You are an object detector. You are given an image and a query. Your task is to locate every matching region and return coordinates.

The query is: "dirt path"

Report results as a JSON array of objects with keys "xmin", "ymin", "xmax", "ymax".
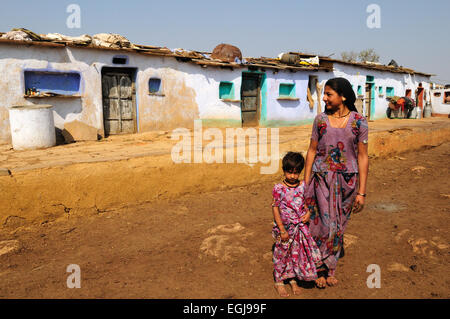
[{"xmin": 0, "ymin": 142, "xmax": 449, "ymax": 299}]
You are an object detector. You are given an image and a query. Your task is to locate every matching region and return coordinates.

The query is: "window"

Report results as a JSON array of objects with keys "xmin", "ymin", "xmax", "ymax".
[
  {"xmin": 112, "ymin": 55, "xmax": 128, "ymax": 65},
  {"xmin": 445, "ymin": 92, "xmax": 450, "ymax": 104},
  {"xmin": 279, "ymin": 83, "xmax": 295, "ymax": 97},
  {"xmin": 378, "ymin": 86, "xmax": 383, "ymax": 95},
  {"xmin": 357, "ymin": 85, "xmax": 363, "ymax": 96},
  {"xmin": 307, "ymin": 76, "xmax": 318, "ymax": 107},
  {"xmin": 24, "ymin": 70, "xmax": 81, "ymax": 96},
  {"xmin": 366, "ymin": 75, "xmax": 374, "ymax": 82},
  {"xmin": 149, "ymin": 78, "xmax": 162, "ymax": 94},
  {"xmin": 386, "ymin": 87, "xmax": 394, "ymax": 97},
  {"xmin": 219, "ymin": 81, "xmax": 234, "ymax": 99}
]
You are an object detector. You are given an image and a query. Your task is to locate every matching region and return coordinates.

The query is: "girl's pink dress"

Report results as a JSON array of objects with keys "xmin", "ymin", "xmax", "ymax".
[{"xmin": 272, "ymin": 181, "xmax": 322, "ymax": 282}]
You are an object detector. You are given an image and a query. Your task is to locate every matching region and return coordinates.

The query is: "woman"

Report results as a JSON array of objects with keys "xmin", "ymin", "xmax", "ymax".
[{"xmin": 304, "ymin": 77, "xmax": 369, "ymax": 288}]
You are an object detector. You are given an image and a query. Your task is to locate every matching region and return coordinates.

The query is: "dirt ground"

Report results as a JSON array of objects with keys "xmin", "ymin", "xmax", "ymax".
[{"xmin": 0, "ymin": 141, "xmax": 449, "ymax": 299}]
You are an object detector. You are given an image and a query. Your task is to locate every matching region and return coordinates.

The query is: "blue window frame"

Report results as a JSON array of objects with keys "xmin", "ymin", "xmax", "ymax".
[
  {"xmin": 386, "ymin": 87, "xmax": 394, "ymax": 97},
  {"xmin": 279, "ymin": 83, "xmax": 295, "ymax": 97},
  {"xmin": 357, "ymin": 85, "xmax": 363, "ymax": 96},
  {"xmin": 219, "ymin": 81, "xmax": 234, "ymax": 99},
  {"xmin": 149, "ymin": 78, "xmax": 162, "ymax": 94}
]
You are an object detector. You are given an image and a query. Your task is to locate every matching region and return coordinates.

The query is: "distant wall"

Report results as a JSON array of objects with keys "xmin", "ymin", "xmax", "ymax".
[
  {"xmin": 314, "ymin": 63, "xmax": 431, "ymax": 120},
  {"xmin": 430, "ymin": 89, "xmax": 450, "ymax": 115}
]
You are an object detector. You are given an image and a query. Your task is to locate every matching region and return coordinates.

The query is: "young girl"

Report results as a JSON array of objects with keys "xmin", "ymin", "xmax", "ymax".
[{"xmin": 272, "ymin": 152, "xmax": 322, "ymax": 297}]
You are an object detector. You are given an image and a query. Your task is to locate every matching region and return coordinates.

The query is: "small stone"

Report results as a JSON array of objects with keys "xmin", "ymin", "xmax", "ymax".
[
  {"xmin": 0, "ymin": 240, "xmax": 22, "ymax": 257},
  {"xmin": 411, "ymin": 166, "xmax": 426, "ymax": 172},
  {"xmin": 62, "ymin": 120, "xmax": 99, "ymax": 142},
  {"xmin": 410, "ymin": 265, "xmax": 417, "ymax": 271},
  {"xmin": 0, "ymin": 168, "xmax": 12, "ymax": 176},
  {"xmin": 344, "ymin": 234, "xmax": 358, "ymax": 249},
  {"xmin": 388, "ymin": 262, "xmax": 410, "ymax": 272}
]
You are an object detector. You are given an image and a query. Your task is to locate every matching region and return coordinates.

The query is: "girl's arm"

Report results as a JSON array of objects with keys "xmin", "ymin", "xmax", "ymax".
[
  {"xmin": 272, "ymin": 206, "xmax": 289, "ymax": 241},
  {"xmin": 304, "ymin": 139, "xmax": 318, "ymax": 185}
]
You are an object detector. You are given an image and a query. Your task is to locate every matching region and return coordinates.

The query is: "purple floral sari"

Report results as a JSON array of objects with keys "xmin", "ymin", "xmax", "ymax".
[{"xmin": 305, "ymin": 111, "xmax": 368, "ymax": 273}]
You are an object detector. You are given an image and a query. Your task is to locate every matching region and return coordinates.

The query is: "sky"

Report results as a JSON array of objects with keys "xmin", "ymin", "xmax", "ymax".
[{"xmin": 1, "ymin": 0, "xmax": 449, "ymax": 83}]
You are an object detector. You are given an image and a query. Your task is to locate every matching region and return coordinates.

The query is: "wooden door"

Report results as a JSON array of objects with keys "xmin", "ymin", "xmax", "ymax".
[
  {"xmin": 365, "ymin": 83, "xmax": 373, "ymax": 119},
  {"xmin": 417, "ymin": 88, "xmax": 424, "ymax": 108},
  {"xmin": 102, "ymin": 71, "xmax": 136, "ymax": 135},
  {"xmin": 241, "ymin": 73, "xmax": 261, "ymax": 126}
]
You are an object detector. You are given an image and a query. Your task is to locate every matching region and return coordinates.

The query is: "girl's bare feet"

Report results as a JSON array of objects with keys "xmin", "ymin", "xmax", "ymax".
[
  {"xmin": 326, "ymin": 276, "xmax": 338, "ymax": 286},
  {"xmin": 315, "ymin": 276, "xmax": 326, "ymax": 289},
  {"xmin": 289, "ymin": 280, "xmax": 301, "ymax": 295},
  {"xmin": 274, "ymin": 282, "xmax": 290, "ymax": 297}
]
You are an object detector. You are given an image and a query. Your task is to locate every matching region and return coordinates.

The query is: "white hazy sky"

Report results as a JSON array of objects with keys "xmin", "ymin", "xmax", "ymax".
[{"xmin": 1, "ymin": 0, "xmax": 449, "ymax": 83}]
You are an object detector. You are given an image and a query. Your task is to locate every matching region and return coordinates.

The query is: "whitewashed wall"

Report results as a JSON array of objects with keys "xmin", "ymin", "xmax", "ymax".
[
  {"xmin": 263, "ymin": 71, "xmax": 314, "ymax": 126},
  {"xmin": 0, "ymin": 43, "xmax": 432, "ymax": 142},
  {"xmin": 430, "ymin": 89, "xmax": 450, "ymax": 115},
  {"xmin": 314, "ymin": 63, "xmax": 431, "ymax": 119},
  {"xmin": 0, "ymin": 44, "xmax": 245, "ymax": 142}
]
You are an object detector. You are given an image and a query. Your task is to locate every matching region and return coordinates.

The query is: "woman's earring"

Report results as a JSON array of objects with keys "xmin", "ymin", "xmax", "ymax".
[{"xmin": 342, "ymin": 97, "xmax": 346, "ymax": 101}]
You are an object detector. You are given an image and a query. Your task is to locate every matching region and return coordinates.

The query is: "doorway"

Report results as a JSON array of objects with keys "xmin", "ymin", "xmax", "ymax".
[
  {"xmin": 365, "ymin": 83, "xmax": 374, "ymax": 120},
  {"xmin": 101, "ymin": 67, "xmax": 137, "ymax": 136},
  {"xmin": 240, "ymin": 72, "xmax": 262, "ymax": 126},
  {"xmin": 416, "ymin": 86, "xmax": 424, "ymax": 112},
  {"xmin": 307, "ymin": 75, "xmax": 320, "ymax": 114}
]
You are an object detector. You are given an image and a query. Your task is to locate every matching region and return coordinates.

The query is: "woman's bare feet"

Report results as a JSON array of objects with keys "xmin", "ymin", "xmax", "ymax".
[
  {"xmin": 326, "ymin": 276, "xmax": 338, "ymax": 286},
  {"xmin": 274, "ymin": 283, "xmax": 290, "ymax": 297},
  {"xmin": 315, "ymin": 276, "xmax": 326, "ymax": 289},
  {"xmin": 289, "ymin": 280, "xmax": 302, "ymax": 295}
]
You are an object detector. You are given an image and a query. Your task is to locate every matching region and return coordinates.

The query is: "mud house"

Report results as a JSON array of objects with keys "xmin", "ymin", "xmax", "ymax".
[
  {"xmin": 0, "ymin": 30, "xmax": 432, "ymax": 143},
  {"xmin": 430, "ymin": 87, "xmax": 450, "ymax": 117}
]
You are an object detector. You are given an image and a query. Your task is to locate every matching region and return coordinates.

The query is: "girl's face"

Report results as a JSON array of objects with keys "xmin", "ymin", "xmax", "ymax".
[
  {"xmin": 284, "ymin": 170, "xmax": 300, "ymax": 184},
  {"xmin": 323, "ymin": 85, "xmax": 345, "ymax": 112}
]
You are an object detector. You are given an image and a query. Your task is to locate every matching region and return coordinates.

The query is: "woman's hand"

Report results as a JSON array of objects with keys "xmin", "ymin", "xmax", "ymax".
[
  {"xmin": 301, "ymin": 211, "xmax": 311, "ymax": 223},
  {"xmin": 352, "ymin": 194, "xmax": 365, "ymax": 214}
]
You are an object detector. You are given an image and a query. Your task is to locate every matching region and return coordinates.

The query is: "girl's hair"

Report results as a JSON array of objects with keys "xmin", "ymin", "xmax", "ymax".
[
  {"xmin": 282, "ymin": 152, "xmax": 305, "ymax": 173},
  {"xmin": 324, "ymin": 77, "xmax": 358, "ymax": 113}
]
